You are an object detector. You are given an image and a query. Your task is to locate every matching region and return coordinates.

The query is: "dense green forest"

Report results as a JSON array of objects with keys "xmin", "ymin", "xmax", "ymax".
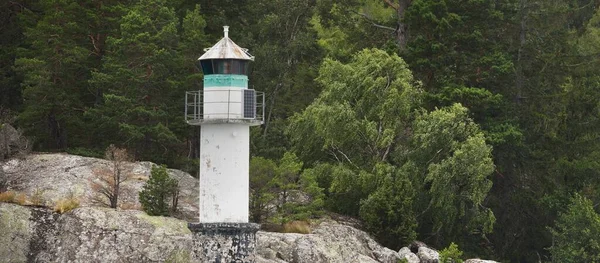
[{"xmin": 2, "ymin": 0, "xmax": 600, "ymax": 262}]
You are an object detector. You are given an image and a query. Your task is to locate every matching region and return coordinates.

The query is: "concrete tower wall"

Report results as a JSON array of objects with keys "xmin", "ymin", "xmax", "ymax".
[
  {"xmin": 199, "ymin": 124, "xmax": 250, "ymax": 223},
  {"xmin": 203, "ymin": 88, "xmax": 244, "ymax": 120}
]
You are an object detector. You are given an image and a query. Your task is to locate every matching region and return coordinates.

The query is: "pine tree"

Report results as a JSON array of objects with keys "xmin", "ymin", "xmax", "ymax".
[{"xmin": 139, "ymin": 165, "xmax": 178, "ymax": 216}]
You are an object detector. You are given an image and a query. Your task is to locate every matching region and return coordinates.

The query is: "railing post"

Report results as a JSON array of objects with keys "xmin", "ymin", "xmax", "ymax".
[{"xmin": 185, "ymin": 92, "xmax": 188, "ymax": 122}]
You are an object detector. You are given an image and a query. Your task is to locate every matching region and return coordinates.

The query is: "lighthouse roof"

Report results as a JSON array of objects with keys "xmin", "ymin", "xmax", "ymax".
[{"xmin": 198, "ymin": 26, "xmax": 254, "ymax": 61}]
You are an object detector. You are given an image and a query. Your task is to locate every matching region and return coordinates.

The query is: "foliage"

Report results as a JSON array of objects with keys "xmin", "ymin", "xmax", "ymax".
[
  {"xmin": 288, "ymin": 48, "xmax": 421, "ymax": 168},
  {"xmin": 409, "ymin": 104, "xmax": 495, "ymax": 245},
  {"xmin": 139, "ymin": 165, "xmax": 179, "ymax": 216},
  {"xmin": 54, "ymin": 193, "xmax": 80, "ymax": 214},
  {"xmin": 0, "ymin": 191, "xmax": 16, "ymax": 203},
  {"xmin": 549, "ymin": 194, "xmax": 600, "ymax": 263},
  {"xmin": 4, "ymin": 0, "xmax": 600, "ymax": 260},
  {"xmin": 439, "ymin": 242, "xmax": 464, "ymax": 263},
  {"xmin": 290, "ymin": 48, "xmax": 495, "ymax": 249},
  {"xmin": 359, "ymin": 164, "xmax": 417, "ymax": 247},
  {"xmin": 281, "ymin": 220, "xmax": 311, "ymax": 234},
  {"xmin": 249, "ymin": 156, "xmax": 277, "ymax": 223},
  {"xmin": 249, "ymin": 152, "xmax": 325, "ymax": 224}
]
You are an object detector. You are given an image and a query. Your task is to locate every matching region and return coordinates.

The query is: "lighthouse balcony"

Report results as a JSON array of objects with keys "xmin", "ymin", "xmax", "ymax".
[{"xmin": 185, "ymin": 89, "xmax": 264, "ymax": 126}]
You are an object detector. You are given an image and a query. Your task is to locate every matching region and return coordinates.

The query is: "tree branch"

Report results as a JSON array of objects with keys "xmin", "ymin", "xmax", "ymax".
[
  {"xmin": 351, "ymin": 10, "xmax": 397, "ymax": 32},
  {"xmin": 383, "ymin": 0, "xmax": 399, "ymax": 10}
]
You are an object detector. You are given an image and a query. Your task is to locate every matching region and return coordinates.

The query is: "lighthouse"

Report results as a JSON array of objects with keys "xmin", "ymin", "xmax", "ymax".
[{"xmin": 186, "ymin": 26, "xmax": 263, "ymax": 262}]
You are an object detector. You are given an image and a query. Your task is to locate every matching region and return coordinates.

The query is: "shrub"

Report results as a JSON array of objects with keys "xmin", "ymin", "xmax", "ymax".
[
  {"xmin": 139, "ymin": 165, "xmax": 178, "ymax": 216},
  {"xmin": 90, "ymin": 145, "xmax": 131, "ymax": 208},
  {"xmin": 439, "ymin": 242, "xmax": 464, "ymax": 263},
  {"xmin": 549, "ymin": 194, "xmax": 600, "ymax": 262},
  {"xmin": 282, "ymin": 220, "xmax": 311, "ymax": 234},
  {"xmin": 30, "ymin": 188, "xmax": 45, "ymax": 206},
  {"xmin": 54, "ymin": 194, "xmax": 80, "ymax": 213},
  {"xmin": 0, "ymin": 191, "xmax": 16, "ymax": 203},
  {"xmin": 14, "ymin": 193, "xmax": 27, "ymax": 205}
]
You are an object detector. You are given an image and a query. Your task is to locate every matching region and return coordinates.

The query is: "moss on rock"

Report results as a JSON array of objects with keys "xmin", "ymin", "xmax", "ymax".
[{"xmin": 0, "ymin": 203, "xmax": 32, "ymax": 263}]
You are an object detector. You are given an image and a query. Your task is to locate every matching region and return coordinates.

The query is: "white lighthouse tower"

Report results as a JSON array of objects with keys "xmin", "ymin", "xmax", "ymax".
[
  {"xmin": 186, "ymin": 26, "xmax": 263, "ymax": 223},
  {"xmin": 186, "ymin": 26, "xmax": 263, "ymax": 262}
]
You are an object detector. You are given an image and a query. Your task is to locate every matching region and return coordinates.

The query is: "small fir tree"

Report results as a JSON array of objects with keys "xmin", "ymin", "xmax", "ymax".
[{"xmin": 139, "ymin": 165, "xmax": 178, "ymax": 216}]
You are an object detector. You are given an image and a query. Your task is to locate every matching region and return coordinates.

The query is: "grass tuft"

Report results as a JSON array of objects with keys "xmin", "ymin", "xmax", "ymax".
[
  {"xmin": 54, "ymin": 195, "xmax": 80, "ymax": 214},
  {"xmin": 0, "ymin": 191, "xmax": 16, "ymax": 203},
  {"xmin": 282, "ymin": 220, "xmax": 311, "ymax": 234}
]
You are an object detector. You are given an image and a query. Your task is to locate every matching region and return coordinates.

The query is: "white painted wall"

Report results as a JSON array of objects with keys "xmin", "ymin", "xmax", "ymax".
[
  {"xmin": 203, "ymin": 88, "xmax": 244, "ymax": 120},
  {"xmin": 199, "ymin": 124, "xmax": 249, "ymax": 223}
]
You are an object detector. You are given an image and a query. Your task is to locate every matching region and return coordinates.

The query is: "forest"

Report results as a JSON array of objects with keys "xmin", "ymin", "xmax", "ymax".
[{"xmin": 1, "ymin": 0, "xmax": 600, "ymax": 262}]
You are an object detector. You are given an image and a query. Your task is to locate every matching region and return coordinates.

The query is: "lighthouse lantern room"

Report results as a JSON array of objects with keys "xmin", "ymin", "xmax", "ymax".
[{"xmin": 185, "ymin": 26, "xmax": 264, "ymax": 223}]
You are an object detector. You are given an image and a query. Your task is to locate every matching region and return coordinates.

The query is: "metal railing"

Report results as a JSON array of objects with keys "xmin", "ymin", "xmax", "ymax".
[{"xmin": 185, "ymin": 89, "xmax": 265, "ymax": 126}]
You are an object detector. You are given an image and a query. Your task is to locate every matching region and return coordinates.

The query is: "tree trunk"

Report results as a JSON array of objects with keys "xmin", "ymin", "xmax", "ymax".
[{"xmin": 396, "ymin": 0, "xmax": 411, "ymax": 50}]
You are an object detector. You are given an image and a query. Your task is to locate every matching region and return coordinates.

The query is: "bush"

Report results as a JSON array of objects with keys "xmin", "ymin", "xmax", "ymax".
[
  {"xmin": 139, "ymin": 165, "xmax": 178, "ymax": 216},
  {"xmin": 14, "ymin": 193, "xmax": 27, "ymax": 205},
  {"xmin": 30, "ymin": 188, "xmax": 45, "ymax": 206},
  {"xmin": 0, "ymin": 191, "xmax": 16, "ymax": 203},
  {"xmin": 282, "ymin": 220, "xmax": 311, "ymax": 234},
  {"xmin": 549, "ymin": 194, "xmax": 600, "ymax": 262},
  {"xmin": 54, "ymin": 194, "xmax": 80, "ymax": 213},
  {"xmin": 439, "ymin": 242, "xmax": 464, "ymax": 263}
]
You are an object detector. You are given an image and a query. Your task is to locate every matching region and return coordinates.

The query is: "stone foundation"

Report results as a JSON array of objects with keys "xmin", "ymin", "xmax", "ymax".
[{"xmin": 189, "ymin": 222, "xmax": 260, "ymax": 263}]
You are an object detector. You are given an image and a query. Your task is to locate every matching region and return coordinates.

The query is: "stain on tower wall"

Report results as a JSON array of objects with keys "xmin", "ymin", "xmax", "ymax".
[{"xmin": 189, "ymin": 222, "xmax": 260, "ymax": 263}]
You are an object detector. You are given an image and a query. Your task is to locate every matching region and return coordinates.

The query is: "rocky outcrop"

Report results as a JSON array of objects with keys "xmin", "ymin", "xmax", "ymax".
[
  {"xmin": 0, "ymin": 201, "xmax": 501, "ymax": 263},
  {"xmin": 1, "ymin": 203, "xmax": 193, "ymax": 263},
  {"xmin": 398, "ymin": 247, "xmax": 420, "ymax": 263},
  {"xmin": 417, "ymin": 247, "xmax": 440, "ymax": 263},
  {"xmin": 0, "ymin": 123, "xmax": 29, "ymax": 161},
  {"xmin": 1, "ymin": 153, "xmax": 501, "ymax": 263},
  {"xmin": 1, "ymin": 153, "xmax": 199, "ymax": 221},
  {"xmin": 1, "ymin": 203, "xmax": 408, "ymax": 263},
  {"xmin": 256, "ymin": 221, "xmax": 401, "ymax": 263},
  {"xmin": 0, "ymin": 203, "xmax": 32, "ymax": 262}
]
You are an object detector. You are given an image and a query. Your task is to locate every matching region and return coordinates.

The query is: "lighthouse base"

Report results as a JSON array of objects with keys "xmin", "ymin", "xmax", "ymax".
[{"xmin": 189, "ymin": 222, "xmax": 260, "ymax": 263}]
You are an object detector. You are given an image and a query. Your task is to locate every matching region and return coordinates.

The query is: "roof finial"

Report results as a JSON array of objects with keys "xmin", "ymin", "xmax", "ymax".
[{"xmin": 223, "ymin": 26, "xmax": 229, "ymax": 38}]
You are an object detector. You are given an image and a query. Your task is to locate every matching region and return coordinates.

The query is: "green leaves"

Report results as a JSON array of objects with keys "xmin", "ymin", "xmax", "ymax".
[
  {"xmin": 139, "ymin": 165, "xmax": 179, "ymax": 216},
  {"xmin": 411, "ymin": 103, "xmax": 495, "ymax": 242},
  {"xmin": 550, "ymin": 194, "xmax": 600, "ymax": 263},
  {"xmin": 249, "ymin": 152, "xmax": 325, "ymax": 224},
  {"xmin": 290, "ymin": 48, "xmax": 495, "ymax": 248},
  {"xmin": 289, "ymin": 48, "xmax": 421, "ymax": 168}
]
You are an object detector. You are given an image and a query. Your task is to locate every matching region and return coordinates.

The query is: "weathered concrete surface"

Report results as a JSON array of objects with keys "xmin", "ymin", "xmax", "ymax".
[
  {"xmin": 189, "ymin": 222, "xmax": 260, "ymax": 262},
  {"xmin": 1, "ymin": 153, "xmax": 199, "ymax": 221}
]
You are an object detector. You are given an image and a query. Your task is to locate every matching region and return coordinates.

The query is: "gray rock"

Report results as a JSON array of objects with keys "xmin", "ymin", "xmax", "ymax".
[
  {"xmin": 398, "ymin": 247, "xmax": 421, "ymax": 263},
  {"xmin": 418, "ymin": 246, "xmax": 440, "ymax": 263},
  {"xmin": 43, "ymin": 206, "xmax": 192, "ymax": 263},
  {"xmin": 1, "ymin": 153, "xmax": 199, "ymax": 221},
  {"xmin": 256, "ymin": 220, "xmax": 401, "ymax": 263},
  {"xmin": 0, "ymin": 203, "xmax": 31, "ymax": 262},
  {"xmin": 0, "ymin": 123, "xmax": 28, "ymax": 161},
  {"xmin": 465, "ymin": 259, "xmax": 499, "ymax": 263},
  {"xmin": 409, "ymin": 240, "xmax": 428, "ymax": 253}
]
